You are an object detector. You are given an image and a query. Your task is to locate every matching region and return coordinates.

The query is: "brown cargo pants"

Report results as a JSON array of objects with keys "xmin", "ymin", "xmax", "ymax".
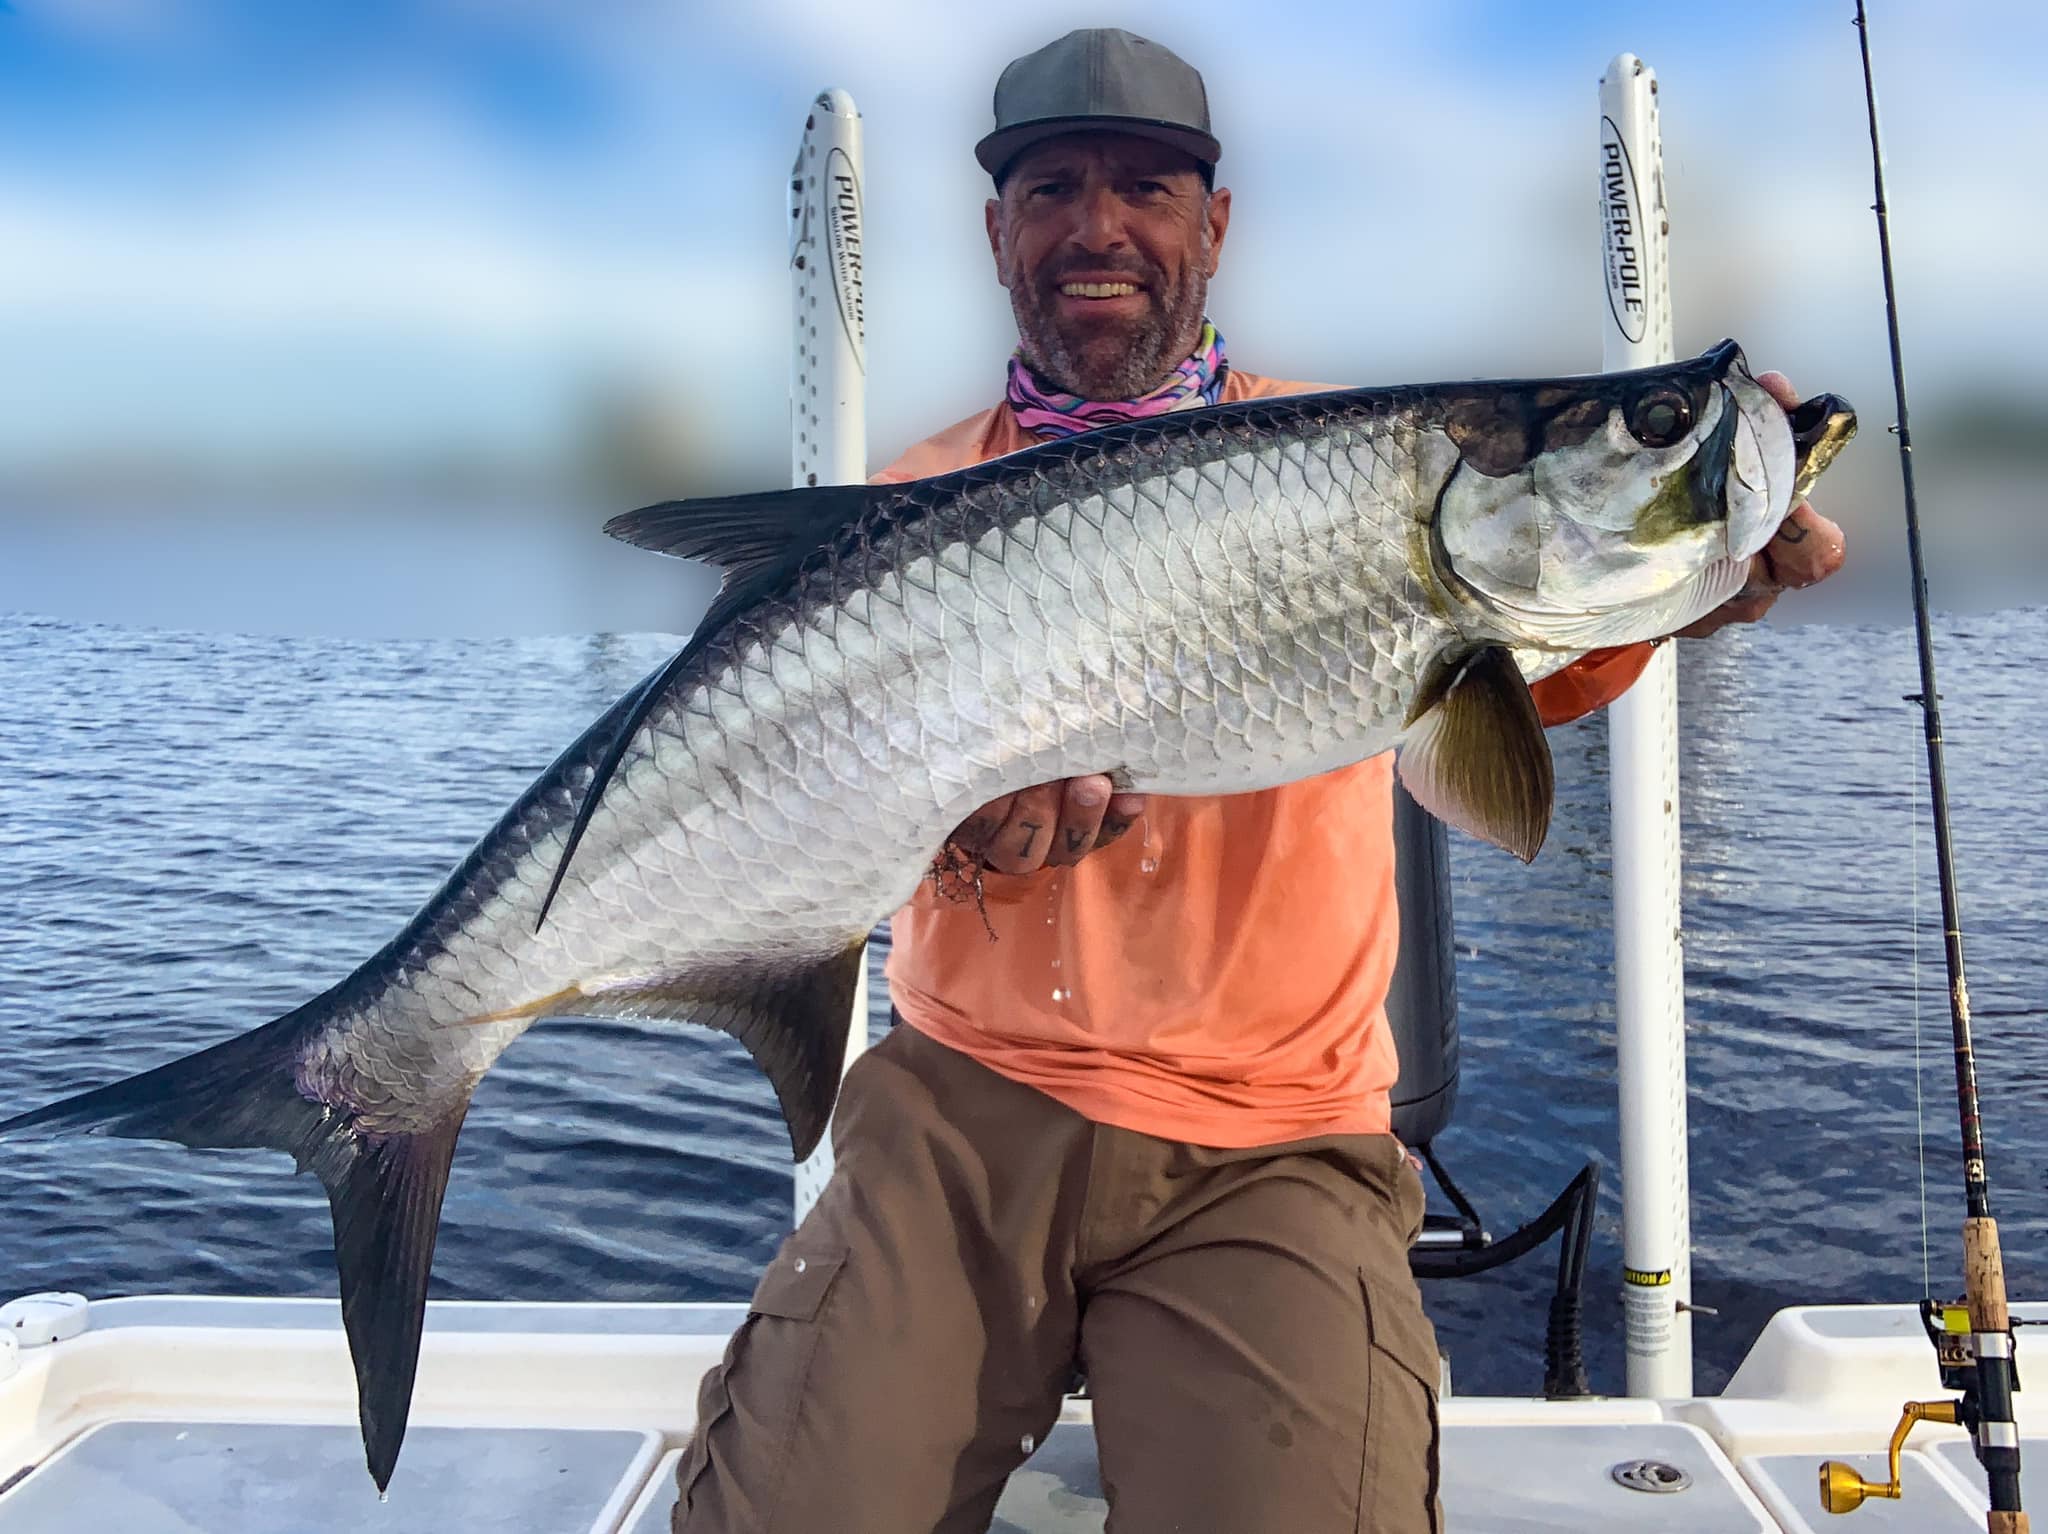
[{"xmin": 672, "ymin": 1024, "xmax": 1441, "ymax": 1534}]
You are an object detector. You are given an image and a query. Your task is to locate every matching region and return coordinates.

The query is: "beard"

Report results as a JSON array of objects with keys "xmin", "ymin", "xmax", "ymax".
[{"xmin": 1008, "ymin": 241, "xmax": 1211, "ymax": 400}]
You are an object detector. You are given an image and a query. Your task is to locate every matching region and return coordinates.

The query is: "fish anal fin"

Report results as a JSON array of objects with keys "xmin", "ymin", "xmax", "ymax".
[
  {"xmin": 1397, "ymin": 646, "xmax": 1554, "ymax": 863},
  {"xmin": 564, "ymin": 939, "xmax": 867, "ymax": 1160}
]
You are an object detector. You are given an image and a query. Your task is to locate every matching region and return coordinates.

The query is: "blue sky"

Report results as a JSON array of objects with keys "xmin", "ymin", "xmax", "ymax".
[{"xmin": 1, "ymin": 0, "xmax": 2041, "ymax": 629}]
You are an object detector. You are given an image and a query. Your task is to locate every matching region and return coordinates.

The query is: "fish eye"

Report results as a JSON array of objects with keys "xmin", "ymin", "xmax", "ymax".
[{"xmin": 1626, "ymin": 386, "xmax": 1693, "ymax": 447}]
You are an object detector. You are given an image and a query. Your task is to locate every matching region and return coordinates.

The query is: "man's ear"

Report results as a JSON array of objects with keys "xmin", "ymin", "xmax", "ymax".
[
  {"xmin": 985, "ymin": 196, "xmax": 1011, "ymax": 289},
  {"xmin": 1204, "ymin": 186, "xmax": 1232, "ymax": 279}
]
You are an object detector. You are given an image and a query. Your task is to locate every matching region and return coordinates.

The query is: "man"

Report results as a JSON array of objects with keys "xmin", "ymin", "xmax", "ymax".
[{"xmin": 673, "ymin": 28, "xmax": 1845, "ymax": 1534}]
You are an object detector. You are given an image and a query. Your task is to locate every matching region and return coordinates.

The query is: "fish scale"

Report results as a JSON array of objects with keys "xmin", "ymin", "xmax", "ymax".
[{"xmin": 0, "ymin": 343, "xmax": 1855, "ymax": 1489}]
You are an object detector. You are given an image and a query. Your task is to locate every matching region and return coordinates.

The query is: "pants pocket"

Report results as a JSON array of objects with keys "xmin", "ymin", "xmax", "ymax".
[
  {"xmin": 675, "ymin": 1246, "xmax": 849, "ymax": 1530},
  {"xmin": 1357, "ymin": 1269, "xmax": 1442, "ymax": 1534}
]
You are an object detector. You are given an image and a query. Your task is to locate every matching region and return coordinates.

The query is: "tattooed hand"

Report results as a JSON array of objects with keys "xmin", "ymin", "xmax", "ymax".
[
  {"xmin": 1676, "ymin": 369, "xmax": 1847, "ymax": 639},
  {"xmin": 947, "ymin": 776, "xmax": 1148, "ymax": 875}
]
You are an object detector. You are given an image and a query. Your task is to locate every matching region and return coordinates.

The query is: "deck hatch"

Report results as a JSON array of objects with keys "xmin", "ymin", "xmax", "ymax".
[{"xmin": 0, "ymin": 1420, "xmax": 658, "ymax": 1534}]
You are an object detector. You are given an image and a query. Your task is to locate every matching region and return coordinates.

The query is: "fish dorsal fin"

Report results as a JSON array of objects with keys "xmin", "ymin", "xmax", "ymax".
[
  {"xmin": 1396, "ymin": 645, "xmax": 1554, "ymax": 863},
  {"xmin": 533, "ymin": 484, "xmax": 884, "ymax": 932},
  {"xmin": 604, "ymin": 483, "xmax": 875, "ymax": 588}
]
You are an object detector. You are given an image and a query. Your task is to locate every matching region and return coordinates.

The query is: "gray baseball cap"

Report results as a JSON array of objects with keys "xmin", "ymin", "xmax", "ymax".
[{"xmin": 975, "ymin": 28, "xmax": 1220, "ymax": 184}]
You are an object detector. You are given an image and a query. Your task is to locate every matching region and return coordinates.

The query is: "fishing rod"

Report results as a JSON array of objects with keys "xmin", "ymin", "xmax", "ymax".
[{"xmin": 1816, "ymin": 5, "xmax": 2026, "ymax": 1530}]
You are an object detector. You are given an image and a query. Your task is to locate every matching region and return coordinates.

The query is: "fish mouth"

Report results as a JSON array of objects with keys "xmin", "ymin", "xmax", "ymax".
[
  {"xmin": 1789, "ymin": 392, "xmax": 1858, "ymax": 500},
  {"xmin": 1717, "ymin": 377, "xmax": 1857, "ymax": 560}
]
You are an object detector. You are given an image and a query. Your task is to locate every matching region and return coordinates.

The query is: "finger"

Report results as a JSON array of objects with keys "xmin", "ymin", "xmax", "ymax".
[
  {"xmin": 1754, "ymin": 369, "xmax": 1799, "ymax": 410},
  {"xmin": 1764, "ymin": 502, "xmax": 1846, "ymax": 589},
  {"xmin": 1676, "ymin": 586, "xmax": 1779, "ymax": 638},
  {"xmin": 950, "ymin": 792, "xmax": 1015, "ymax": 857},
  {"xmin": 1727, "ymin": 589, "xmax": 1780, "ymax": 623},
  {"xmin": 1094, "ymin": 793, "xmax": 1147, "ymax": 849},
  {"xmin": 1045, "ymin": 775, "xmax": 1112, "ymax": 867},
  {"xmin": 982, "ymin": 782, "xmax": 1063, "ymax": 874}
]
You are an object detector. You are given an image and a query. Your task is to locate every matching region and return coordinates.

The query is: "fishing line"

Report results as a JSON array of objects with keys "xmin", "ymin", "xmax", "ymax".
[{"xmin": 1909, "ymin": 686, "xmax": 1929, "ymax": 1297}]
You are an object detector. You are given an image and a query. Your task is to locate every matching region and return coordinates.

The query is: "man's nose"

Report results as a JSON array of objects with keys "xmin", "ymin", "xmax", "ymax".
[{"xmin": 1068, "ymin": 183, "xmax": 1129, "ymax": 252}]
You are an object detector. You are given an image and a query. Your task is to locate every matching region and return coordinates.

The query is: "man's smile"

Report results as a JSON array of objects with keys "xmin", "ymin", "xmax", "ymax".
[{"xmin": 1050, "ymin": 271, "xmax": 1154, "ymax": 320}]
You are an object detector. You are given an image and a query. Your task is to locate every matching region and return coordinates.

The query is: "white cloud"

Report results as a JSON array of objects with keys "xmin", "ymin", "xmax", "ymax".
[
  {"xmin": 0, "ymin": 195, "xmax": 772, "ymax": 347},
  {"xmin": 1, "ymin": 0, "xmax": 2039, "ymax": 477}
]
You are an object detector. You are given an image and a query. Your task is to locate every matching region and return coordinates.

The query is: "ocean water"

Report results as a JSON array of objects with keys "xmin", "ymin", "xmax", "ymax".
[{"xmin": 1, "ymin": 609, "xmax": 2043, "ymax": 1399}]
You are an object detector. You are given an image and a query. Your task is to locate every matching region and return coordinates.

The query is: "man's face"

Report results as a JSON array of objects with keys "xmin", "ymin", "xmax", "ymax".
[{"xmin": 986, "ymin": 132, "xmax": 1231, "ymax": 400}]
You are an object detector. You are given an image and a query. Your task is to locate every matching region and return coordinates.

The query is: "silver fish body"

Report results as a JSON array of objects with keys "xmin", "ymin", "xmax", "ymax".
[
  {"xmin": 335, "ymin": 395, "xmax": 1455, "ymax": 1118},
  {"xmin": 0, "ymin": 340, "xmax": 1853, "ymax": 1487}
]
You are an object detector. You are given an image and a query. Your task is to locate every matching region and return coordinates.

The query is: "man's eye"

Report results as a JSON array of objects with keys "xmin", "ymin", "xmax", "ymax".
[
  {"xmin": 1027, "ymin": 181, "xmax": 1070, "ymax": 198},
  {"xmin": 1133, "ymin": 180, "xmax": 1168, "ymax": 195}
]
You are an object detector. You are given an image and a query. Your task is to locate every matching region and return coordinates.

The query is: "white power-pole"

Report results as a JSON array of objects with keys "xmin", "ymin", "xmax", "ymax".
[
  {"xmin": 789, "ymin": 88, "xmax": 869, "ymax": 1226},
  {"xmin": 1599, "ymin": 52, "xmax": 1694, "ymax": 1398}
]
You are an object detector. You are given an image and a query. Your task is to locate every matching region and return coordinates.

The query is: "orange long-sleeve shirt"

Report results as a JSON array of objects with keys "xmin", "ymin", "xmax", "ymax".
[{"xmin": 874, "ymin": 369, "xmax": 1651, "ymax": 1147}]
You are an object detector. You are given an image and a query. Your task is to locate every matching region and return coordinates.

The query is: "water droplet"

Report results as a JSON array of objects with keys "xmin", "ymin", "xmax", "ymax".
[
  {"xmin": 1051, "ymin": 987, "xmax": 1068, "ymax": 1003},
  {"xmin": 1049, "ymin": 957, "xmax": 1061, "ymax": 969},
  {"xmin": 1138, "ymin": 815, "xmax": 1161, "ymax": 876},
  {"xmin": 1020, "ymin": 1433, "xmax": 1036, "ymax": 1455},
  {"xmin": 794, "ymin": 1257, "xmax": 808, "ymax": 1273}
]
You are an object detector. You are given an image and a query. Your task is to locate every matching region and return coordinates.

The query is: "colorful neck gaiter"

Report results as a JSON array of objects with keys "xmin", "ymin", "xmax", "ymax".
[{"xmin": 1006, "ymin": 320, "xmax": 1228, "ymax": 439}]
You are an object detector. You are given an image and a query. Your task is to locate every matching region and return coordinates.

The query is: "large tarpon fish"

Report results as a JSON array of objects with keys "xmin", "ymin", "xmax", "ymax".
[{"xmin": 1, "ymin": 341, "xmax": 1852, "ymax": 1487}]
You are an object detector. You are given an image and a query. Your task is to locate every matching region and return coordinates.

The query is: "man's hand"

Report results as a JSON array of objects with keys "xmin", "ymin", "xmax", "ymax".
[
  {"xmin": 948, "ymin": 776, "xmax": 1148, "ymax": 875},
  {"xmin": 1677, "ymin": 370, "xmax": 1846, "ymax": 638}
]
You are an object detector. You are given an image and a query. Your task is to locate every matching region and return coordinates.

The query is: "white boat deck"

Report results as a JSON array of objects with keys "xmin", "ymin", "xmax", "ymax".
[{"xmin": 0, "ymin": 1296, "xmax": 2039, "ymax": 1531}]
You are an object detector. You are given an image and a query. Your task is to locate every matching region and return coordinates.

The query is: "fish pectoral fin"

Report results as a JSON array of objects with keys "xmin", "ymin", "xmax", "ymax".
[
  {"xmin": 0, "ymin": 1003, "xmax": 467, "ymax": 1493},
  {"xmin": 563, "ymin": 939, "xmax": 868, "ymax": 1161},
  {"xmin": 1396, "ymin": 645, "xmax": 1554, "ymax": 863}
]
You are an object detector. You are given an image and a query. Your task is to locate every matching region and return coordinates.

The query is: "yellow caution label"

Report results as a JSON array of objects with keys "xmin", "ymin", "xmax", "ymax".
[{"xmin": 1623, "ymin": 1266, "xmax": 1673, "ymax": 1288}]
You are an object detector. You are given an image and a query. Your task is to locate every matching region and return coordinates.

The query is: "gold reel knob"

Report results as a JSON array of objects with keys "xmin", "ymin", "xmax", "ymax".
[
  {"xmin": 1816, "ymin": 1400, "xmax": 1961, "ymax": 1516},
  {"xmin": 1818, "ymin": 1458, "xmax": 1890, "ymax": 1514}
]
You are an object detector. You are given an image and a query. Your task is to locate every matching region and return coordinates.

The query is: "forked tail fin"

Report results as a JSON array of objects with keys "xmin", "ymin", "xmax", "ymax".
[
  {"xmin": 0, "ymin": 1006, "xmax": 466, "ymax": 1492},
  {"xmin": 0, "ymin": 931, "xmax": 876, "ymax": 1489}
]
